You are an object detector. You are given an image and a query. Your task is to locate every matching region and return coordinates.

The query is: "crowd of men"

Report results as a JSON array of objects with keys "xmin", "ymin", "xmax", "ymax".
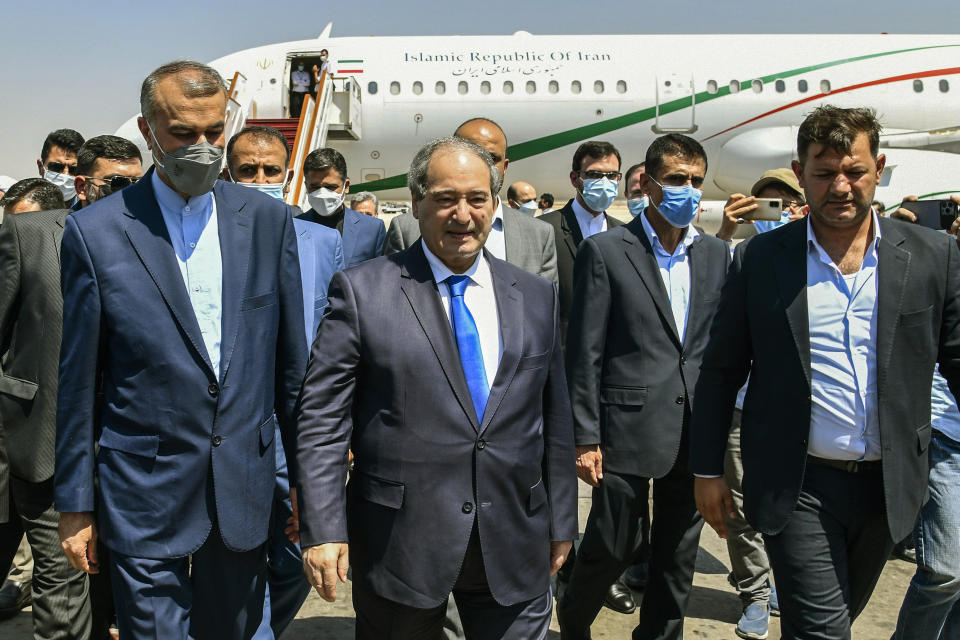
[{"xmin": 0, "ymin": 58, "xmax": 958, "ymax": 640}]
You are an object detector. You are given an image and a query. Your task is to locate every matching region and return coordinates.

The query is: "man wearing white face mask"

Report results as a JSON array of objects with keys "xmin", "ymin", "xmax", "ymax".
[
  {"xmin": 36, "ymin": 129, "xmax": 84, "ymax": 207},
  {"xmin": 557, "ymin": 134, "xmax": 731, "ymax": 640},
  {"xmin": 507, "ymin": 181, "xmax": 538, "ymax": 215},
  {"xmin": 297, "ymin": 147, "xmax": 385, "ymax": 266}
]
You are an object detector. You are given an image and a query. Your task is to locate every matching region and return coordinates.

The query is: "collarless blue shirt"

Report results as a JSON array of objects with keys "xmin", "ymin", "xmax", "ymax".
[
  {"xmin": 151, "ymin": 171, "xmax": 223, "ymax": 375},
  {"xmin": 640, "ymin": 212, "xmax": 699, "ymax": 343}
]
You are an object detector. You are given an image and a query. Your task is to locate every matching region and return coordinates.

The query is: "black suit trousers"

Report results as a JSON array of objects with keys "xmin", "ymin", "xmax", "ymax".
[
  {"xmin": 763, "ymin": 462, "xmax": 893, "ymax": 640},
  {"xmin": 558, "ymin": 452, "xmax": 703, "ymax": 640}
]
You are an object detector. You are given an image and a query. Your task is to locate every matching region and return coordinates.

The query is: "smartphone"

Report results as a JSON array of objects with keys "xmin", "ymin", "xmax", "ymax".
[
  {"xmin": 901, "ymin": 200, "xmax": 959, "ymax": 230},
  {"xmin": 740, "ymin": 198, "xmax": 783, "ymax": 222}
]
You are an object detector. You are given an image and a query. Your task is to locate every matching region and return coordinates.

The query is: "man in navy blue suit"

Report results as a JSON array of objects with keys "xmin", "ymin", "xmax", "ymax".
[
  {"xmin": 296, "ymin": 147, "xmax": 386, "ymax": 266},
  {"xmin": 54, "ymin": 61, "xmax": 307, "ymax": 640},
  {"xmin": 225, "ymin": 124, "xmax": 344, "ymax": 639}
]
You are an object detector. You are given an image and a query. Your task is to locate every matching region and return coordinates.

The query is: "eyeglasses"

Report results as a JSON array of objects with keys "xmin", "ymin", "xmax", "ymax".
[
  {"xmin": 581, "ymin": 170, "xmax": 622, "ymax": 181},
  {"xmin": 45, "ymin": 161, "xmax": 77, "ymax": 175},
  {"xmin": 84, "ymin": 175, "xmax": 140, "ymax": 196}
]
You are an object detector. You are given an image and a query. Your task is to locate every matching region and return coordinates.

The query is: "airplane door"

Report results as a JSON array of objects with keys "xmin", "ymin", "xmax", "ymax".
[{"xmin": 653, "ymin": 74, "xmax": 698, "ymax": 134}]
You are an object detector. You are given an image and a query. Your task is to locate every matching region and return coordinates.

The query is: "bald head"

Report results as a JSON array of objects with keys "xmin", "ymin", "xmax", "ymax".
[
  {"xmin": 454, "ymin": 118, "xmax": 508, "ymax": 188},
  {"xmin": 507, "ymin": 181, "xmax": 537, "ymax": 210}
]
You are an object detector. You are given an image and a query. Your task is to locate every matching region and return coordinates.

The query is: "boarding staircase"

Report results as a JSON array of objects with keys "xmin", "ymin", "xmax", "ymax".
[{"xmin": 231, "ymin": 70, "xmax": 363, "ymax": 210}]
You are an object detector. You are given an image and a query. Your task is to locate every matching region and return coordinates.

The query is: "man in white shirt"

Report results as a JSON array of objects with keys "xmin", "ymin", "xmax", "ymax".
[{"xmin": 290, "ymin": 62, "xmax": 311, "ymax": 117}]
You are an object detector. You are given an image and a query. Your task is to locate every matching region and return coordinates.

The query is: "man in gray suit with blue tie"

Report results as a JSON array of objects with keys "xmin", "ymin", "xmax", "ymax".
[{"xmin": 295, "ymin": 136, "xmax": 578, "ymax": 639}]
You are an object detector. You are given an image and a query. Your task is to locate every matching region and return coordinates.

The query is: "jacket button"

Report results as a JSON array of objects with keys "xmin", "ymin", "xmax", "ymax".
[
  {"xmin": 477, "ymin": 439, "xmax": 486, "ymax": 450},
  {"xmin": 462, "ymin": 502, "xmax": 473, "ymax": 514},
  {"xmin": 675, "ymin": 396, "xmax": 685, "ymax": 405},
  {"xmin": 680, "ymin": 355, "xmax": 687, "ymax": 365},
  {"xmin": 208, "ymin": 383, "xmax": 219, "ymax": 398},
  {"xmin": 212, "ymin": 435, "xmax": 222, "ymax": 447}
]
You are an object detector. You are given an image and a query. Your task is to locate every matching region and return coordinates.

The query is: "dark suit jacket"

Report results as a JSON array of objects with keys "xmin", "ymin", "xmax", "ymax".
[
  {"xmin": 566, "ymin": 217, "xmax": 730, "ymax": 477},
  {"xmin": 0, "ymin": 209, "xmax": 68, "ymax": 522},
  {"xmin": 297, "ymin": 206, "xmax": 385, "ymax": 267},
  {"xmin": 690, "ymin": 218, "xmax": 960, "ymax": 541},
  {"xmin": 539, "ymin": 199, "xmax": 623, "ymax": 342},
  {"xmin": 54, "ymin": 171, "xmax": 307, "ymax": 558},
  {"xmin": 296, "ymin": 242, "xmax": 578, "ymax": 608}
]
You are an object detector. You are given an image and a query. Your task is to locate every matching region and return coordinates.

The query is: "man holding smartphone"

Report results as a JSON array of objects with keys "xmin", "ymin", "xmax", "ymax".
[{"xmin": 716, "ymin": 168, "xmax": 807, "ymax": 243}]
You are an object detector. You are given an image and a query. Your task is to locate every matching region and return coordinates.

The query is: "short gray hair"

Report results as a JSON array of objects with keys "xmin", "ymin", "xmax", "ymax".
[
  {"xmin": 140, "ymin": 61, "xmax": 227, "ymax": 125},
  {"xmin": 407, "ymin": 136, "xmax": 501, "ymax": 200},
  {"xmin": 350, "ymin": 191, "xmax": 378, "ymax": 208}
]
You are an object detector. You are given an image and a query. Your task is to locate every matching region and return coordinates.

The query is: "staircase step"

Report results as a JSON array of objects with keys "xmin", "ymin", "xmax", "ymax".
[{"xmin": 245, "ymin": 118, "xmax": 301, "ymax": 148}]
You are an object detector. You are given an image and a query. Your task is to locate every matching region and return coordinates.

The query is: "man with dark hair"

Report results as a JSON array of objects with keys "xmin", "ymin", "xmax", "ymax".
[
  {"xmin": 297, "ymin": 147, "xmax": 385, "ymax": 266},
  {"xmin": 384, "ymin": 118, "xmax": 558, "ymax": 286},
  {"xmin": 73, "ymin": 135, "xmax": 143, "ymax": 211},
  {"xmin": 558, "ymin": 135, "xmax": 728, "ymax": 640},
  {"xmin": 0, "ymin": 178, "xmax": 65, "ymax": 215},
  {"xmin": 692, "ymin": 105, "xmax": 960, "ymax": 639},
  {"xmin": 55, "ymin": 60, "xmax": 307, "ymax": 640},
  {"xmin": 37, "ymin": 129, "xmax": 84, "ymax": 204},
  {"xmin": 540, "ymin": 141, "xmax": 624, "ymax": 344},
  {"xmin": 539, "ymin": 193, "xmax": 554, "ymax": 214}
]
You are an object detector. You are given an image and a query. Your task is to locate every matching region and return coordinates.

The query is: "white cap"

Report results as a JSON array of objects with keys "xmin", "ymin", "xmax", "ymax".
[{"xmin": 0, "ymin": 175, "xmax": 16, "ymax": 193}]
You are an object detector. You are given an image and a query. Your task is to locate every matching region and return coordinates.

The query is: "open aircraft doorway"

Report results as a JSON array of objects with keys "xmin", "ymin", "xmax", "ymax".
[{"xmin": 287, "ymin": 53, "xmax": 330, "ymax": 118}]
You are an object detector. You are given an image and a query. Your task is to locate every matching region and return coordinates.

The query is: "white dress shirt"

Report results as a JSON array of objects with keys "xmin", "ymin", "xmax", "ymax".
[
  {"xmin": 422, "ymin": 244, "xmax": 503, "ymax": 391},
  {"xmin": 572, "ymin": 198, "xmax": 608, "ymax": 239},
  {"xmin": 806, "ymin": 212, "xmax": 881, "ymax": 461},
  {"xmin": 640, "ymin": 212, "xmax": 699, "ymax": 343},
  {"xmin": 152, "ymin": 171, "xmax": 223, "ymax": 375},
  {"xmin": 484, "ymin": 199, "xmax": 506, "ymax": 261}
]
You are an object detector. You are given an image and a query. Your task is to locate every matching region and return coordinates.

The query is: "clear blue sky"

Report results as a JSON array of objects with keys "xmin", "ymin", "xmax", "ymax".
[{"xmin": 0, "ymin": 0, "xmax": 956, "ymax": 178}]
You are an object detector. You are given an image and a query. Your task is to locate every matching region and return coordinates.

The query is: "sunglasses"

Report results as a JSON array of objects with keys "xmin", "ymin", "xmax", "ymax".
[
  {"xmin": 581, "ymin": 170, "xmax": 622, "ymax": 181},
  {"xmin": 84, "ymin": 175, "xmax": 140, "ymax": 196},
  {"xmin": 45, "ymin": 161, "xmax": 77, "ymax": 175}
]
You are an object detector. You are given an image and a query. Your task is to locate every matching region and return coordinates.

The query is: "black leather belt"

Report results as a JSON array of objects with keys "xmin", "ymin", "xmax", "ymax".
[{"xmin": 806, "ymin": 455, "xmax": 882, "ymax": 473}]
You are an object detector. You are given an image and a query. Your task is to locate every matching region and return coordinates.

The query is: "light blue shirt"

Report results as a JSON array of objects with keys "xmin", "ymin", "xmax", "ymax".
[
  {"xmin": 806, "ymin": 212, "xmax": 881, "ymax": 461},
  {"xmin": 931, "ymin": 370, "xmax": 960, "ymax": 443},
  {"xmin": 640, "ymin": 212, "xmax": 699, "ymax": 342},
  {"xmin": 484, "ymin": 200, "xmax": 506, "ymax": 261},
  {"xmin": 152, "ymin": 171, "xmax": 223, "ymax": 375}
]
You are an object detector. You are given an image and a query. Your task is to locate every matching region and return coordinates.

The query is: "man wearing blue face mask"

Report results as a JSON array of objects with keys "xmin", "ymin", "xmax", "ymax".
[
  {"xmin": 557, "ymin": 134, "xmax": 731, "ymax": 640},
  {"xmin": 540, "ymin": 141, "xmax": 625, "ymax": 345}
]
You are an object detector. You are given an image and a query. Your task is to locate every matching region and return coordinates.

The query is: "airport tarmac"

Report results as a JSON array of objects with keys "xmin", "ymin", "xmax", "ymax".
[{"xmin": 0, "ymin": 476, "xmax": 916, "ymax": 638}]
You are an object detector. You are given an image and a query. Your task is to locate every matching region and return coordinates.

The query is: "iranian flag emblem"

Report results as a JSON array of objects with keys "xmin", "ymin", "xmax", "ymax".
[{"xmin": 338, "ymin": 59, "xmax": 364, "ymax": 74}]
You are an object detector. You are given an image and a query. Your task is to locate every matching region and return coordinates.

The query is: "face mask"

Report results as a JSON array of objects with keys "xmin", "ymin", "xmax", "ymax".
[
  {"xmin": 228, "ymin": 169, "xmax": 287, "ymax": 200},
  {"xmin": 320, "ymin": 56, "xmax": 328, "ymax": 62},
  {"xmin": 518, "ymin": 200, "xmax": 538, "ymax": 213},
  {"xmin": 650, "ymin": 178, "xmax": 702, "ymax": 228},
  {"xmin": 580, "ymin": 177, "xmax": 618, "ymax": 212},
  {"xmin": 43, "ymin": 169, "xmax": 76, "ymax": 201},
  {"xmin": 307, "ymin": 187, "xmax": 343, "ymax": 216},
  {"xmin": 148, "ymin": 123, "xmax": 224, "ymax": 197},
  {"xmin": 627, "ymin": 196, "xmax": 648, "ymax": 217}
]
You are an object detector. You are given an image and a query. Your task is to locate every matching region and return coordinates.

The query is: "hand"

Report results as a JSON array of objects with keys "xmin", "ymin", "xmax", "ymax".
[
  {"xmin": 891, "ymin": 195, "xmax": 919, "ymax": 223},
  {"xmin": 549, "ymin": 540, "xmax": 572, "ymax": 575},
  {"xmin": 694, "ymin": 477, "xmax": 735, "ymax": 539},
  {"xmin": 59, "ymin": 512, "xmax": 100, "ymax": 574},
  {"xmin": 285, "ymin": 487, "xmax": 300, "ymax": 544},
  {"xmin": 717, "ymin": 194, "xmax": 756, "ymax": 242},
  {"xmin": 947, "ymin": 196, "xmax": 960, "ymax": 236},
  {"xmin": 787, "ymin": 204, "xmax": 808, "ymax": 222},
  {"xmin": 303, "ymin": 543, "xmax": 349, "ymax": 602},
  {"xmin": 312, "ymin": 64, "xmax": 319, "ymax": 74},
  {"xmin": 575, "ymin": 444, "xmax": 603, "ymax": 487}
]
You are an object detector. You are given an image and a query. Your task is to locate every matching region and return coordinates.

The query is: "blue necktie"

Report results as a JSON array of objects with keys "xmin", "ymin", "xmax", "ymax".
[{"xmin": 446, "ymin": 275, "xmax": 490, "ymax": 422}]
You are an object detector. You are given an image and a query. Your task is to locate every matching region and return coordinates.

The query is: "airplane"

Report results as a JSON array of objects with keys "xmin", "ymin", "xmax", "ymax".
[{"xmin": 116, "ymin": 24, "xmax": 960, "ymax": 230}]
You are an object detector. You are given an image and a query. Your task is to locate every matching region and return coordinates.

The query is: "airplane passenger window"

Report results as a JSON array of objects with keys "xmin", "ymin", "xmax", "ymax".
[
  {"xmin": 389, "ymin": 81, "xmax": 400, "ymax": 95},
  {"xmin": 481, "ymin": 80, "xmax": 491, "ymax": 94},
  {"xmin": 458, "ymin": 81, "xmax": 468, "ymax": 95},
  {"xmin": 820, "ymin": 79, "xmax": 831, "ymax": 93},
  {"xmin": 594, "ymin": 80, "xmax": 605, "ymax": 94},
  {"xmin": 413, "ymin": 81, "xmax": 423, "ymax": 95},
  {"xmin": 798, "ymin": 79, "xmax": 808, "ymax": 93},
  {"xmin": 752, "ymin": 79, "xmax": 763, "ymax": 93},
  {"xmin": 526, "ymin": 81, "xmax": 536, "ymax": 94},
  {"xmin": 549, "ymin": 80, "xmax": 559, "ymax": 94},
  {"xmin": 775, "ymin": 79, "xmax": 786, "ymax": 93},
  {"xmin": 571, "ymin": 80, "xmax": 582, "ymax": 94},
  {"xmin": 940, "ymin": 79, "xmax": 950, "ymax": 92},
  {"xmin": 436, "ymin": 81, "xmax": 446, "ymax": 95},
  {"xmin": 616, "ymin": 80, "xmax": 627, "ymax": 94},
  {"xmin": 913, "ymin": 79, "xmax": 924, "ymax": 93},
  {"xmin": 729, "ymin": 80, "xmax": 740, "ymax": 94},
  {"xmin": 503, "ymin": 80, "xmax": 514, "ymax": 94},
  {"xmin": 368, "ymin": 82, "xmax": 378, "ymax": 95},
  {"xmin": 706, "ymin": 80, "xmax": 718, "ymax": 94}
]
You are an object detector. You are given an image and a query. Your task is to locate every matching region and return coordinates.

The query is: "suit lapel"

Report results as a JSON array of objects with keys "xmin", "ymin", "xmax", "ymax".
[
  {"xmin": 53, "ymin": 211, "xmax": 66, "ymax": 260},
  {"xmin": 623, "ymin": 219, "xmax": 681, "ymax": 347},
  {"xmin": 875, "ymin": 221, "xmax": 910, "ymax": 398},
  {"xmin": 480, "ymin": 256, "xmax": 523, "ymax": 435},
  {"xmin": 559, "ymin": 204, "xmax": 583, "ymax": 262},
  {"xmin": 501, "ymin": 207, "xmax": 521, "ymax": 263},
  {"xmin": 121, "ymin": 171, "xmax": 215, "ymax": 375},
  {"xmin": 215, "ymin": 183, "xmax": 252, "ymax": 383},
  {"xmin": 400, "ymin": 242, "xmax": 480, "ymax": 431},
  {"xmin": 682, "ymin": 234, "xmax": 708, "ymax": 350},
  {"xmin": 775, "ymin": 221, "xmax": 812, "ymax": 386},
  {"xmin": 340, "ymin": 207, "xmax": 359, "ymax": 265}
]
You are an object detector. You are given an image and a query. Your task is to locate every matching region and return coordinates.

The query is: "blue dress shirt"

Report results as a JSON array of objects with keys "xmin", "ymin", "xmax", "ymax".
[
  {"xmin": 640, "ymin": 212, "xmax": 699, "ymax": 343},
  {"xmin": 806, "ymin": 213, "xmax": 881, "ymax": 461},
  {"xmin": 931, "ymin": 370, "xmax": 960, "ymax": 443},
  {"xmin": 152, "ymin": 171, "xmax": 223, "ymax": 375}
]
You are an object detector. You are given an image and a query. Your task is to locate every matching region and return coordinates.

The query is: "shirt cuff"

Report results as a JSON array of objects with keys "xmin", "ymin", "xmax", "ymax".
[{"xmin": 693, "ymin": 474, "xmax": 723, "ymax": 479}]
